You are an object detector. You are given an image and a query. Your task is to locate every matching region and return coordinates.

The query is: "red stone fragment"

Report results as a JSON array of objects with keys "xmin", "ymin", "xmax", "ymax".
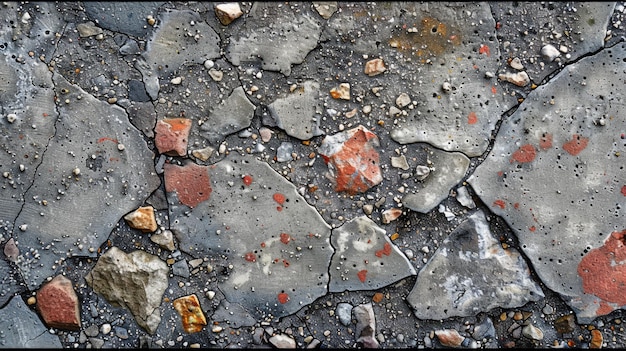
[
  {"xmin": 277, "ymin": 292, "xmax": 289, "ymax": 304},
  {"xmin": 577, "ymin": 229, "xmax": 626, "ymax": 308},
  {"xmin": 36, "ymin": 275, "xmax": 81, "ymax": 331},
  {"xmin": 244, "ymin": 252, "xmax": 256, "ymax": 262},
  {"xmin": 319, "ymin": 125, "xmax": 382, "ymax": 195},
  {"xmin": 562, "ymin": 134, "xmax": 589, "ymax": 156},
  {"xmin": 155, "ymin": 118, "xmax": 192, "ymax": 156},
  {"xmin": 510, "ymin": 144, "xmax": 536, "ymax": 163},
  {"xmin": 164, "ymin": 162, "xmax": 212, "ymax": 208},
  {"xmin": 357, "ymin": 269, "xmax": 368, "ymax": 282}
]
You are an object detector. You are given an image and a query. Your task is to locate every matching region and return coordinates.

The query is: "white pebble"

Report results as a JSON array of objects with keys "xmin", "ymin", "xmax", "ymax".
[{"xmin": 541, "ymin": 44, "xmax": 560, "ymax": 62}]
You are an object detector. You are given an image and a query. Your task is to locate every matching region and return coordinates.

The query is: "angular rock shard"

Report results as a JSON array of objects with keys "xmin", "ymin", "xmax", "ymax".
[
  {"xmin": 407, "ymin": 210, "xmax": 544, "ymax": 320},
  {"xmin": 268, "ymin": 81, "xmax": 324, "ymax": 141},
  {"xmin": 353, "ymin": 303, "xmax": 379, "ymax": 348},
  {"xmin": 468, "ymin": 44, "xmax": 626, "ymax": 323},
  {"xmin": 164, "ymin": 162, "xmax": 212, "ymax": 209},
  {"xmin": 215, "ymin": 3, "xmax": 243, "ymax": 25},
  {"xmin": 124, "ymin": 206, "xmax": 158, "ymax": 233},
  {"xmin": 199, "ymin": 86, "xmax": 256, "ymax": 144},
  {"xmin": 329, "ymin": 216, "xmax": 416, "ymax": 292},
  {"xmin": 36, "ymin": 275, "xmax": 81, "ymax": 331},
  {"xmin": 172, "ymin": 294, "xmax": 207, "ymax": 334},
  {"xmin": 167, "ymin": 154, "xmax": 333, "ymax": 325},
  {"xmin": 155, "ymin": 118, "xmax": 192, "ymax": 156},
  {"xmin": 0, "ymin": 296, "xmax": 62, "ymax": 348},
  {"xmin": 319, "ymin": 125, "xmax": 383, "ymax": 195},
  {"xmin": 86, "ymin": 247, "xmax": 169, "ymax": 334}
]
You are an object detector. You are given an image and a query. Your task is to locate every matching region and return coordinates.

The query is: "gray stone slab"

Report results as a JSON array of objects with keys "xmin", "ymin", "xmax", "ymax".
[
  {"xmin": 468, "ymin": 43, "xmax": 626, "ymax": 323},
  {"xmin": 0, "ymin": 256, "xmax": 25, "ymax": 308},
  {"xmin": 199, "ymin": 86, "xmax": 256, "ymax": 145},
  {"xmin": 14, "ymin": 73, "xmax": 160, "ymax": 290},
  {"xmin": 268, "ymin": 80, "xmax": 324, "ymax": 140},
  {"xmin": 225, "ymin": 3, "xmax": 323, "ymax": 76},
  {"xmin": 407, "ymin": 210, "xmax": 543, "ymax": 320},
  {"xmin": 402, "ymin": 149, "xmax": 470, "ymax": 213},
  {"xmin": 167, "ymin": 154, "xmax": 333, "ymax": 323},
  {"xmin": 84, "ymin": 2, "xmax": 165, "ymax": 39},
  {"xmin": 0, "ymin": 296, "xmax": 62, "ymax": 348},
  {"xmin": 329, "ymin": 216, "xmax": 416, "ymax": 293}
]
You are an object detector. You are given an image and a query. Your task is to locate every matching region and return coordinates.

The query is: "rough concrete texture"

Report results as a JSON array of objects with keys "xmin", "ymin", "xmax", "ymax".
[
  {"xmin": 268, "ymin": 80, "xmax": 324, "ymax": 140},
  {"xmin": 468, "ymin": 43, "xmax": 626, "ymax": 323},
  {"xmin": 407, "ymin": 210, "xmax": 544, "ymax": 320},
  {"xmin": 0, "ymin": 296, "xmax": 63, "ymax": 348}
]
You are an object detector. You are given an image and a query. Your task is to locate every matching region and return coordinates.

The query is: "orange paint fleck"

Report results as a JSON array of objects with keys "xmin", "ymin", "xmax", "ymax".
[
  {"xmin": 243, "ymin": 175, "xmax": 253, "ymax": 186},
  {"xmin": 164, "ymin": 117, "xmax": 191, "ymax": 132},
  {"xmin": 539, "ymin": 133, "xmax": 553, "ymax": 150},
  {"xmin": 529, "ymin": 226, "xmax": 536, "ymax": 232},
  {"xmin": 277, "ymin": 293, "xmax": 289, "ymax": 304},
  {"xmin": 273, "ymin": 193, "xmax": 285, "ymax": 205},
  {"xmin": 467, "ymin": 112, "xmax": 478, "ymax": 125},
  {"xmin": 479, "ymin": 44, "xmax": 490, "ymax": 56},
  {"xmin": 97, "ymin": 137, "xmax": 119, "ymax": 144},
  {"xmin": 375, "ymin": 242, "xmax": 392, "ymax": 258},
  {"xmin": 510, "ymin": 144, "xmax": 536, "ymax": 163},
  {"xmin": 578, "ymin": 229, "xmax": 626, "ymax": 305},
  {"xmin": 513, "ymin": 202, "xmax": 520, "ymax": 209},
  {"xmin": 244, "ymin": 252, "xmax": 256, "ymax": 262},
  {"xmin": 563, "ymin": 134, "xmax": 589, "ymax": 156},
  {"xmin": 622, "ymin": 185, "xmax": 626, "ymax": 196},
  {"xmin": 280, "ymin": 233, "xmax": 291, "ymax": 245},
  {"xmin": 357, "ymin": 270, "xmax": 368, "ymax": 283},
  {"xmin": 491, "ymin": 86, "xmax": 497, "ymax": 94},
  {"xmin": 493, "ymin": 200, "xmax": 506, "ymax": 209}
]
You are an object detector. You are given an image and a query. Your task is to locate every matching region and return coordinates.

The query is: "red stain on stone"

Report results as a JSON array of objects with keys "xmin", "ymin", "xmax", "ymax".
[
  {"xmin": 467, "ymin": 112, "xmax": 478, "ymax": 125},
  {"xmin": 273, "ymin": 193, "xmax": 285, "ymax": 205},
  {"xmin": 563, "ymin": 134, "xmax": 589, "ymax": 156},
  {"xmin": 596, "ymin": 300, "xmax": 614, "ymax": 316},
  {"xmin": 620, "ymin": 185, "xmax": 626, "ymax": 196},
  {"xmin": 491, "ymin": 86, "xmax": 497, "ymax": 94},
  {"xmin": 479, "ymin": 44, "xmax": 490, "ymax": 56},
  {"xmin": 36, "ymin": 275, "xmax": 81, "ymax": 331},
  {"xmin": 375, "ymin": 242, "xmax": 392, "ymax": 258},
  {"xmin": 280, "ymin": 233, "xmax": 292, "ymax": 245},
  {"xmin": 357, "ymin": 269, "xmax": 368, "ymax": 283},
  {"xmin": 277, "ymin": 292, "xmax": 289, "ymax": 304},
  {"xmin": 282, "ymin": 259, "xmax": 290, "ymax": 268},
  {"xmin": 578, "ymin": 229, "xmax": 626, "ymax": 306},
  {"xmin": 244, "ymin": 252, "xmax": 256, "ymax": 262},
  {"xmin": 260, "ymin": 242, "xmax": 266, "ymax": 248},
  {"xmin": 539, "ymin": 133, "xmax": 553, "ymax": 150},
  {"xmin": 529, "ymin": 226, "xmax": 536, "ymax": 232},
  {"xmin": 493, "ymin": 199, "xmax": 506, "ymax": 209},
  {"xmin": 510, "ymin": 144, "xmax": 536, "ymax": 163},
  {"xmin": 243, "ymin": 175, "xmax": 253, "ymax": 186},
  {"xmin": 319, "ymin": 126, "xmax": 382, "ymax": 195},
  {"xmin": 155, "ymin": 118, "xmax": 192, "ymax": 156},
  {"xmin": 513, "ymin": 203, "xmax": 520, "ymax": 209},
  {"xmin": 164, "ymin": 163, "xmax": 212, "ymax": 208},
  {"xmin": 97, "ymin": 137, "xmax": 119, "ymax": 144}
]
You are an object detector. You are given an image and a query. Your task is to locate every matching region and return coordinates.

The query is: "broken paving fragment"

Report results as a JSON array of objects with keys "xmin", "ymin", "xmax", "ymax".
[
  {"xmin": 172, "ymin": 294, "xmax": 207, "ymax": 334},
  {"xmin": 13, "ymin": 72, "xmax": 160, "ymax": 290},
  {"xmin": 268, "ymin": 81, "xmax": 324, "ymax": 140},
  {"xmin": 329, "ymin": 216, "xmax": 416, "ymax": 292},
  {"xmin": 155, "ymin": 118, "xmax": 192, "ymax": 156},
  {"xmin": 163, "ymin": 162, "xmax": 212, "ymax": 208},
  {"xmin": 407, "ymin": 211, "xmax": 543, "ymax": 320},
  {"xmin": 319, "ymin": 125, "xmax": 383, "ymax": 195},
  {"xmin": 124, "ymin": 206, "xmax": 158, "ymax": 233},
  {"xmin": 402, "ymin": 148, "xmax": 470, "ymax": 213},
  {"xmin": 468, "ymin": 44, "xmax": 626, "ymax": 323},
  {"xmin": 86, "ymin": 247, "xmax": 169, "ymax": 334},
  {"xmin": 214, "ymin": 3, "xmax": 243, "ymax": 25},
  {"xmin": 0, "ymin": 296, "xmax": 62, "ymax": 348},
  {"xmin": 167, "ymin": 154, "xmax": 333, "ymax": 324},
  {"xmin": 36, "ymin": 275, "xmax": 81, "ymax": 331},
  {"xmin": 199, "ymin": 86, "xmax": 256, "ymax": 145},
  {"xmin": 353, "ymin": 303, "xmax": 379, "ymax": 348}
]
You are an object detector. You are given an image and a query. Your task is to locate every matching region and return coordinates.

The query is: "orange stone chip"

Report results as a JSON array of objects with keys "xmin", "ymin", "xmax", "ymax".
[
  {"xmin": 124, "ymin": 206, "xmax": 158, "ymax": 233},
  {"xmin": 173, "ymin": 294, "xmax": 207, "ymax": 334},
  {"xmin": 590, "ymin": 329, "xmax": 603, "ymax": 349}
]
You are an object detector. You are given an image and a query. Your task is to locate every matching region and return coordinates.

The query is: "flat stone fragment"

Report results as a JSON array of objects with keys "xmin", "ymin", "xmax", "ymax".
[
  {"xmin": 498, "ymin": 71, "xmax": 530, "ymax": 87},
  {"xmin": 172, "ymin": 294, "xmax": 207, "ymax": 334},
  {"xmin": 124, "ymin": 206, "xmax": 158, "ymax": 233},
  {"xmin": 86, "ymin": 247, "xmax": 169, "ymax": 334},
  {"xmin": 0, "ymin": 296, "xmax": 62, "ymax": 348},
  {"xmin": 269, "ymin": 334, "xmax": 296, "ymax": 349},
  {"xmin": 329, "ymin": 216, "xmax": 416, "ymax": 293},
  {"xmin": 468, "ymin": 44, "xmax": 626, "ymax": 323},
  {"xmin": 3, "ymin": 237, "xmax": 19, "ymax": 262},
  {"xmin": 407, "ymin": 211, "xmax": 544, "ymax": 320},
  {"xmin": 150, "ymin": 230, "xmax": 176, "ymax": 251},
  {"xmin": 199, "ymin": 86, "xmax": 256, "ymax": 144},
  {"xmin": 155, "ymin": 118, "xmax": 192, "ymax": 156},
  {"xmin": 36, "ymin": 275, "xmax": 82, "ymax": 331},
  {"xmin": 391, "ymin": 155, "xmax": 409, "ymax": 170},
  {"xmin": 353, "ymin": 303, "xmax": 379, "ymax": 348},
  {"xmin": 312, "ymin": 1, "xmax": 338, "ymax": 19},
  {"xmin": 319, "ymin": 125, "xmax": 383, "ymax": 195},
  {"xmin": 76, "ymin": 21, "xmax": 102, "ymax": 37},
  {"xmin": 167, "ymin": 154, "xmax": 333, "ymax": 325},
  {"xmin": 215, "ymin": 3, "xmax": 243, "ymax": 25},
  {"xmin": 435, "ymin": 329, "xmax": 465, "ymax": 347},
  {"xmin": 163, "ymin": 162, "xmax": 212, "ymax": 209},
  {"xmin": 84, "ymin": 2, "xmax": 164, "ymax": 38},
  {"xmin": 364, "ymin": 58, "xmax": 386, "ymax": 76},
  {"xmin": 330, "ymin": 83, "xmax": 351, "ymax": 100},
  {"xmin": 541, "ymin": 44, "xmax": 561, "ymax": 62},
  {"xmin": 268, "ymin": 81, "xmax": 324, "ymax": 140},
  {"xmin": 402, "ymin": 149, "xmax": 470, "ymax": 213},
  {"xmin": 336, "ymin": 302, "xmax": 353, "ymax": 326}
]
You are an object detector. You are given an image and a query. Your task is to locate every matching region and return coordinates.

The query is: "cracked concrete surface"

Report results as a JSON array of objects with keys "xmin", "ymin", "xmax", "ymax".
[{"xmin": 1, "ymin": 1, "xmax": 626, "ymax": 349}]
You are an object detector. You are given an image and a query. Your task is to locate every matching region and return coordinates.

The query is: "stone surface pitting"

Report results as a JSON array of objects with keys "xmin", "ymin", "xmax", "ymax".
[
  {"xmin": 268, "ymin": 80, "xmax": 324, "ymax": 141},
  {"xmin": 329, "ymin": 216, "xmax": 416, "ymax": 293},
  {"xmin": 407, "ymin": 210, "xmax": 543, "ymax": 320},
  {"xmin": 167, "ymin": 154, "xmax": 333, "ymax": 324},
  {"xmin": 86, "ymin": 247, "xmax": 169, "ymax": 334},
  {"xmin": 0, "ymin": 296, "xmax": 63, "ymax": 348},
  {"xmin": 468, "ymin": 43, "xmax": 626, "ymax": 323}
]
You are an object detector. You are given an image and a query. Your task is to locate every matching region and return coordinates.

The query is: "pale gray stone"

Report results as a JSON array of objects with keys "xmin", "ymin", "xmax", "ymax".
[
  {"xmin": 336, "ymin": 302, "xmax": 353, "ymax": 326},
  {"xmin": 353, "ymin": 303, "xmax": 379, "ymax": 348},
  {"xmin": 0, "ymin": 296, "xmax": 62, "ymax": 348},
  {"xmin": 199, "ymin": 86, "xmax": 256, "ymax": 144},
  {"xmin": 269, "ymin": 334, "xmax": 296, "ymax": 349},
  {"xmin": 268, "ymin": 81, "xmax": 324, "ymax": 140}
]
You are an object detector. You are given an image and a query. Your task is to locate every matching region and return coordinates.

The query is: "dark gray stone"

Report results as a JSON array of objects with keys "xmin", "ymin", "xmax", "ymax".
[
  {"xmin": 84, "ymin": 2, "xmax": 165, "ymax": 39},
  {"xmin": 0, "ymin": 296, "xmax": 62, "ymax": 348},
  {"xmin": 128, "ymin": 79, "xmax": 151, "ymax": 102}
]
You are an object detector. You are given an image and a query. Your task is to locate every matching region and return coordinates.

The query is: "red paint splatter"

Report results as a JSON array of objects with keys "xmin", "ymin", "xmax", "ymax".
[
  {"xmin": 273, "ymin": 193, "xmax": 286, "ymax": 205},
  {"xmin": 357, "ymin": 270, "xmax": 368, "ymax": 283},
  {"xmin": 467, "ymin": 112, "xmax": 478, "ymax": 125},
  {"xmin": 276, "ymin": 206, "xmax": 283, "ymax": 212},
  {"xmin": 163, "ymin": 163, "xmax": 212, "ymax": 208},
  {"xmin": 282, "ymin": 259, "xmax": 290, "ymax": 268},
  {"xmin": 529, "ymin": 226, "xmax": 536, "ymax": 232},
  {"xmin": 260, "ymin": 242, "xmax": 266, "ymax": 248},
  {"xmin": 563, "ymin": 134, "xmax": 589, "ymax": 156},
  {"xmin": 243, "ymin": 175, "xmax": 253, "ymax": 186},
  {"xmin": 491, "ymin": 86, "xmax": 497, "ymax": 94},
  {"xmin": 495, "ymin": 22, "xmax": 502, "ymax": 30},
  {"xmin": 578, "ymin": 229, "xmax": 626, "ymax": 305},
  {"xmin": 621, "ymin": 185, "xmax": 626, "ymax": 196},
  {"xmin": 375, "ymin": 242, "xmax": 392, "ymax": 258},
  {"xmin": 513, "ymin": 203, "xmax": 520, "ymax": 210},
  {"xmin": 493, "ymin": 200, "xmax": 506, "ymax": 209},
  {"xmin": 539, "ymin": 133, "xmax": 553, "ymax": 150},
  {"xmin": 510, "ymin": 144, "xmax": 536, "ymax": 163},
  {"xmin": 497, "ymin": 171, "xmax": 504, "ymax": 177},
  {"xmin": 479, "ymin": 44, "xmax": 490, "ymax": 56},
  {"xmin": 277, "ymin": 293, "xmax": 289, "ymax": 304},
  {"xmin": 97, "ymin": 137, "xmax": 119, "ymax": 144},
  {"xmin": 244, "ymin": 252, "xmax": 256, "ymax": 262},
  {"xmin": 597, "ymin": 301, "xmax": 614, "ymax": 316},
  {"xmin": 280, "ymin": 233, "xmax": 291, "ymax": 245}
]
